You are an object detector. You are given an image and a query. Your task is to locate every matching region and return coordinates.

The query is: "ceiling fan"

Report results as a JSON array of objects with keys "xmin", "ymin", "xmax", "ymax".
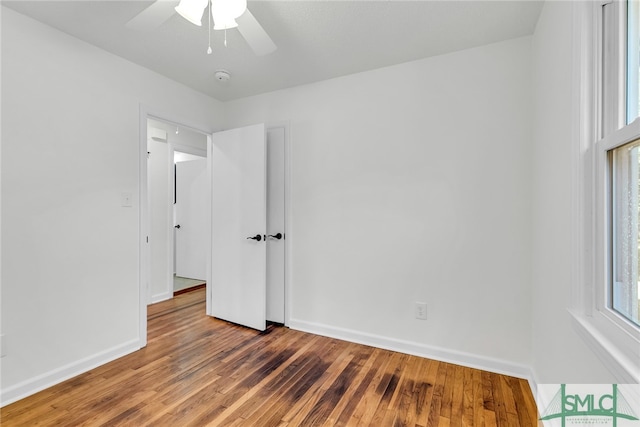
[{"xmin": 126, "ymin": 0, "xmax": 277, "ymax": 56}]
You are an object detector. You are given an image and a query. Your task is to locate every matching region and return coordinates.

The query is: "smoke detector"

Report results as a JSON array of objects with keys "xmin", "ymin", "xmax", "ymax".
[{"xmin": 214, "ymin": 70, "xmax": 231, "ymax": 83}]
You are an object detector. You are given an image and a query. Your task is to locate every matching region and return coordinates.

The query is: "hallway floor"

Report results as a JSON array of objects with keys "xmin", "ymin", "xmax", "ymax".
[{"xmin": 173, "ymin": 274, "xmax": 205, "ymax": 293}]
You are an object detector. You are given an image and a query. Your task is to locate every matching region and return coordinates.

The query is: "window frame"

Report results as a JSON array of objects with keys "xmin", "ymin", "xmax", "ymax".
[
  {"xmin": 571, "ymin": 0, "xmax": 640, "ymax": 384},
  {"xmin": 596, "ymin": 123, "xmax": 640, "ymax": 335}
]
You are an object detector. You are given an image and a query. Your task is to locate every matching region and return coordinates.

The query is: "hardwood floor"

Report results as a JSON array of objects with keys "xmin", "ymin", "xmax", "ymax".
[{"xmin": 1, "ymin": 289, "xmax": 540, "ymax": 426}]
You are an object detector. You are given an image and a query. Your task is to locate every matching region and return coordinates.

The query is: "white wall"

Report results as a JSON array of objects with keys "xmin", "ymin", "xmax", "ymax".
[
  {"xmin": 3, "ymin": 0, "xmax": 622, "ymax": 406},
  {"xmin": 147, "ymin": 138, "xmax": 172, "ymax": 303},
  {"xmin": 0, "ymin": 7, "xmax": 224, "ymax": 403},
  {"xmin": 530, "ymin": 1, "xmax": 614, "ymax": 384},
  {"xmin": 225, "ymin": 37, "xmax": 534, "ymax": 374}
]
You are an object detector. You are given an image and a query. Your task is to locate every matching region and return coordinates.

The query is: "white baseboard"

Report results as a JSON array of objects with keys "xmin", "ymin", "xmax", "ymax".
[
  {"xmin": 527, "ymin": 371, "xmax": 545, "ymax": 419},
  {"xmin": 1, "ymin": 321, "xmax": 538, "ymax": 409},
  {"xmin": 288, "ymin": 318, "xmax": 534, "ymax": 381},
  {"xmin": 0, "ymin": 339, "xmax": 141, "ymax": 407},
  {"xmin": 528, "ymin": 369, "xmax": 540, "ymax": 404},
  {"xmin": 149, "ymin": 291, "xmax": 172, "ymax": 304}
]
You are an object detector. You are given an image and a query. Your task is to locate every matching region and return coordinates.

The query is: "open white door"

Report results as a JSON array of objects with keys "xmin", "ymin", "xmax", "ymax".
[
  {"xmin": 175, "ymin": 158, "xmax": 207, "ymax": 280},
  {"xmin": 211, "ymin": 124, "xmax": 267, "ymax": 331}
]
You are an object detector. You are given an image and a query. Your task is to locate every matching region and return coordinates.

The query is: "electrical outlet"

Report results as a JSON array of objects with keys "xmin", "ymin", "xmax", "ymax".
[{"xmin": 415, "ymin": 302, "xmax": 427, "ymax": 320}]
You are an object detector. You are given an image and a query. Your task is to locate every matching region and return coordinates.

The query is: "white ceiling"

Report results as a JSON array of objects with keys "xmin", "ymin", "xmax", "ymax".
[{"xmin": 3, "ymin": 0, "xmax": 544, "ymax": 102}]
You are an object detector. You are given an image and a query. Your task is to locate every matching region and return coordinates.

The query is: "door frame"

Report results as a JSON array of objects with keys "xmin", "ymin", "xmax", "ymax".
[
  {"xmin": 138, "ymin": 108, "xmax": 292, "ymax": 348},
  {"xmin": 138, "ymin": 105, "xmax": 214, "ymax": 347},
  {"xmin": 273, "ymin": 121, "xmax": 292, "ymax": 327},
  {"xmin": 266, "ymin": 122, "xmax": 292, "ymax": 326}
]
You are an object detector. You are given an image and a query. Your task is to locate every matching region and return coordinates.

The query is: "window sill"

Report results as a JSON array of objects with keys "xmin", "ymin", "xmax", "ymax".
[{"xmin": 570, "ymin": 309, "xmax": 640, "ymax": 384}]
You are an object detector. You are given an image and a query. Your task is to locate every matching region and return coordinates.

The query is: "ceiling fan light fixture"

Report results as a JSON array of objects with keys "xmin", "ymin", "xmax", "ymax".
[
  {"xmin": 213, "ymin": 16, "xmax": 238, "ymax": 30},
  {"xmin": 175, "ymin": 0, "xmax": 208, "ymax": 26},
  {"xmin": 211, "ymin": 0, "xmax": 246, "ymax": 30}
]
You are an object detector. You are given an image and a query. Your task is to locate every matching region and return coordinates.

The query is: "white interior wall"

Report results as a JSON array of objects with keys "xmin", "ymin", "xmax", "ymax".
[
  {"xmin": 530, "ymin": 1, "xmax": 614, "ymax": 384},
  {"xmin": 2, "ymin": 0, "xmax": 627, "ymax": 407},
  {"xmin": 147, "ymin": 138, "xmax": 172, "ymax": 303},
  {"xmin": 0, "ymin": 7, "xmax": 224, "ymax": 403},
  {"xmin": 224, "ymin": 36, "xmax": 534, "ymax": 374}
]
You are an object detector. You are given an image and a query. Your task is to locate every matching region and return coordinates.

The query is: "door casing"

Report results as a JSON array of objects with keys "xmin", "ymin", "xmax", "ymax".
[{"xmin": 138, "ymin": 106, "xmax": 291, "ymax": 348}]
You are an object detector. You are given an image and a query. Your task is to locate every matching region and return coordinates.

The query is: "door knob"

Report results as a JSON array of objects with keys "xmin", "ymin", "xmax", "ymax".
[
  {"xmin": 175, "ymin": 224, "xmax": 181, "ymax": 229},
  {"xmin": 246, "ymin": 234, "xmax": 262, "ymax": 241},
  {"xmin": 268, "ymin": 233, "xmax": 283, "ymax": 240}
]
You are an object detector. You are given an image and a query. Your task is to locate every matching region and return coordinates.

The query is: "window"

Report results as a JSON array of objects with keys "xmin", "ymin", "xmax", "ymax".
[
  {"xmin": 600, "ymin": 0, "xmax": 640, "ymax": 329},
  {"xmin": 610, "ymin": 138, "xmax": 640, "ymax": 327},
  {"xmin": 573, "ymin": 0, "xmax": 640, "ymax": 383}
]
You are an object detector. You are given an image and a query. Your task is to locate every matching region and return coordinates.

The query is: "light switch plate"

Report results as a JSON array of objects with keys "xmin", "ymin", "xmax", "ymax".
[
  {"xmin": 121, "ymin": 192, "xmax": 133, "ymax": 207},
  {"xmin": 415, "ymin": 302, "xmax": 427, "ymax": 320}
]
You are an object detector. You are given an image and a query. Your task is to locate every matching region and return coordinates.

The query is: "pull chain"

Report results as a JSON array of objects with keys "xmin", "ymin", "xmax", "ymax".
[{"xmin": 207, "ymin": 0, "xmax": 212, "ymax": 54}]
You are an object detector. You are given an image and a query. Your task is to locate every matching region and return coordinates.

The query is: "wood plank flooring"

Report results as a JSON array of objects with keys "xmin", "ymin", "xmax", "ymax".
[{"xmin": 1, "ymin": 289, "xmax": 540, "ymax": 426}]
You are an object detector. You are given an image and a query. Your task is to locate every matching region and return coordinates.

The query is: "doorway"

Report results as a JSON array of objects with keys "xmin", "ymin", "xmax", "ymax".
[
  {"xmin": 138, "ymin": 111, "xmax": 290, "ymax": 347},
  {"xmin": 173, "ymin": 149, "xmax": 208, "ymax": 294},
  {"xmin": 147, "ymin": 118, "xmax": 208, "ymax": 303}
]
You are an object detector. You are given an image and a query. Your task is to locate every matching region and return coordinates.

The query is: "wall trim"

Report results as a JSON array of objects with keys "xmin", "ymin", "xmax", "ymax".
[
  {"xmin": 288, "ymin": 319, "xmax": 534, "ymax": 381},
  {"xmin": 0, "ymin": 339, "xmax": 140, "ymax": 407},
  {"xmin": 528, "ymin": 372, "xmax": 540, "ymax": 408},
  {"xmin": 149, "ymin": 291, "xmax": 173, "ymax": 305}
]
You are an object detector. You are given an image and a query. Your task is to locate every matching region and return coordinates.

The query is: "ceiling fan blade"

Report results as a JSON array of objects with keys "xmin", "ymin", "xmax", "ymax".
[
  {"xmin": 236, "ymin": 9, "xmax": 277, "ymax": 56},
  {"xmin": 126, "ymin": 0, "xmax": 178, "ymax": 32}
]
